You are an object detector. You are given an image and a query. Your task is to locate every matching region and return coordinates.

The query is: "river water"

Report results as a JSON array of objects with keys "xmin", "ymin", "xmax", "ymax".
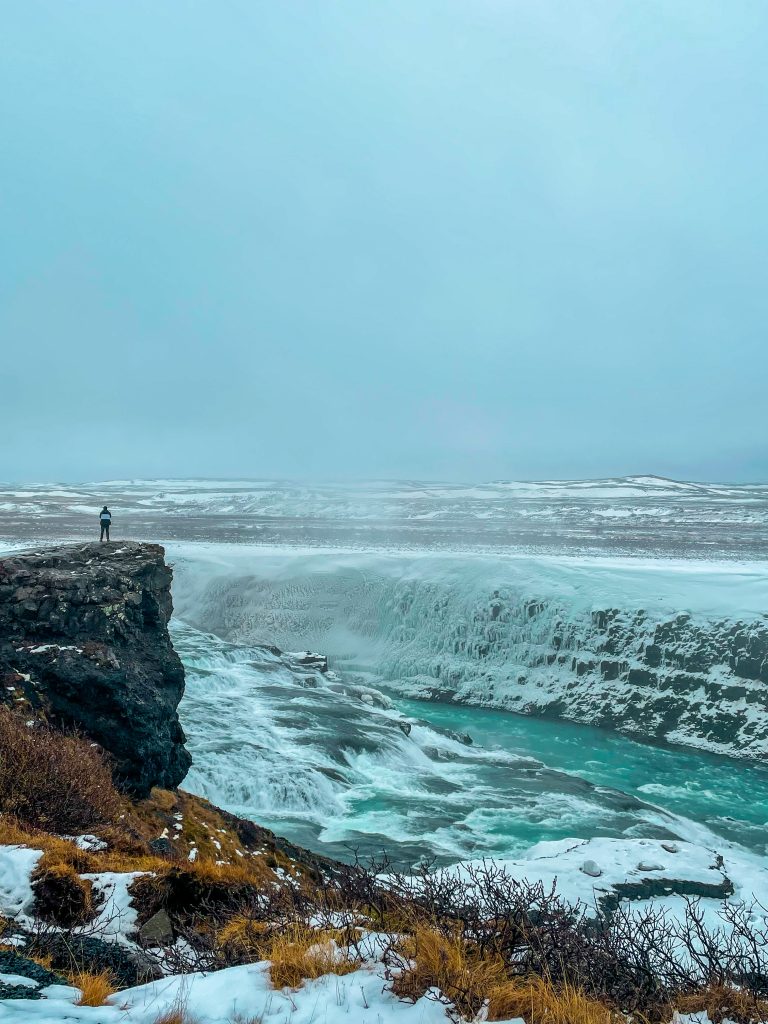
[{"xmin": 174, "ymin": 619, "xmax": 768, "ymax": 868}]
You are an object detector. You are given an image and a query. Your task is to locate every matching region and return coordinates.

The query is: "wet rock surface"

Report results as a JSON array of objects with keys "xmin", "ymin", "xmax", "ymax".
[{"xmin": 0, "ymin": 541, "xmax": 192, "ymax": 795}]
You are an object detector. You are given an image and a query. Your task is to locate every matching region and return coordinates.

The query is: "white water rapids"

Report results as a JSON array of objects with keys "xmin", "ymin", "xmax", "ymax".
[{"xmin": 169, "ymin": 545, "xmax": 768, "ymax": 867}]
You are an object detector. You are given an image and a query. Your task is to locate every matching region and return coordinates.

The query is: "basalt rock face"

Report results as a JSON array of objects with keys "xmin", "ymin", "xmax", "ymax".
[
  {"xmin": 384, "ymin": 592, "xmax": 768, "ymax": 762},
  {"xmin": 0, "ymin": 541, "xmax": 191, "ymax": 796}
]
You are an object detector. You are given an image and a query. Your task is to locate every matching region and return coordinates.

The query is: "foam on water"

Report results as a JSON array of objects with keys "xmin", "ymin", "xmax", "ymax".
[
  {"xmin": 166, "ymin": 543, "xmax": 768, "ymax": 756},
  {"xmin": 173, "ymin": 618, "xmax": 768, "ymax": 867}
]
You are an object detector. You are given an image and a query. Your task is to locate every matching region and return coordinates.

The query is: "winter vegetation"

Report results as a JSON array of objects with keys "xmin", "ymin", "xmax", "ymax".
[{"xmin": 1, "ymin": 709, "xmax": 768, "ymax": 1022}]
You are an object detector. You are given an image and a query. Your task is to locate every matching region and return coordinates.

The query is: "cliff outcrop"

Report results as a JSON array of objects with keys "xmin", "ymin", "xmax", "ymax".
[
  {"xmin": 387, "ymin": 593, "xmax": 768, "ymax": 761},
  {"xmin": 0, "ymin": 541, "xmax": 191, "ymax": 796}
]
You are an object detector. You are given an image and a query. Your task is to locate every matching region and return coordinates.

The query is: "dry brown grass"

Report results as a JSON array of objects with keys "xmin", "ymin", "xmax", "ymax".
[
  {"xmin": 0, "ymin": 706, "xmax": 122, "ymax": 832},
  {"xmin": 266, "ymin": 924, "xmax": 362, "ymax": 989},
  {"xmin": 95, "ymin": 851, "xmax": 175, "ymax": 873},
  {"xmin": 675, "ymin": 985, "xmax": 768, "ymax": 1024},
  {"xmin": 72, "ymin": 969, "xmax": 116, "ymax": 1007},
  {"xmin": 0, "ymin": 792, "xmax": 275, "ymax": 883},
  {"xmin": 127, "ymin": 855, "xmax": 289, "ymax": 939},
  {"xmin": 126, "ymin": 788, "xmax": 291, "ymax": 875},
  {"xmin": 391, "ymin": 926, "xmax": 627, "ymax": 1023},
  {"xmin": 0, "ymin": 817, "xmax": 101, "ymax": 872},
  {"xmin": 130, "ymin": 857, "xmax": 280, "ymax": 912},
  {"xmin": 392, "ymin": 924, "xmax": 507, "ymax": 1015},
  {"xmin": 148, "ymin": 1007, "xmax": 193, "ymax": 1024},
  {"xmin": 0, "ymin": 773, "xmax": 285, "ymax": 893},
  {"xmin": 186, "ymin": 857, "xmax": 277, "ymax": 887},
  {"xmin": 218, "ymin": 915, "xmax": 271, "ymax": 959},
  {"xmin": 487, "ymin": 975, "xmax": 623, "ymax": 1024},
  {"xmin": 149, "ymin": 994, "xmax": 199, "ymax": 1024},
  {"xmin": 148, "ymin": 788, "xmax": 178, "ymax": 813}
]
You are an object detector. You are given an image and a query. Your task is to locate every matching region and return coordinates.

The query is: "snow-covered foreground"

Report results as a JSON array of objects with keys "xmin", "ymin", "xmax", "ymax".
[
  {"xmin": 0, "ymin": 963, "xmax": 471, "ymax": 1024},
  {"xmin": 2, "ymin": 834, "xmax": 768, "ymax": 1020}
]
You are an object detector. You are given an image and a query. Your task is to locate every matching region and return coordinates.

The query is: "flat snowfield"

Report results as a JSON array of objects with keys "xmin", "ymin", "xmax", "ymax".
[{"xmin": 0, "ymin": 475, "xmax": 766, "ymax": 560}]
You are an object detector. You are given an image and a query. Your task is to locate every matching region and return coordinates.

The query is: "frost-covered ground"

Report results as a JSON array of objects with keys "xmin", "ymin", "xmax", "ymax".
[{"xmin": 0, "ymin": 965, "xmax": 464, "ymax": 1024}]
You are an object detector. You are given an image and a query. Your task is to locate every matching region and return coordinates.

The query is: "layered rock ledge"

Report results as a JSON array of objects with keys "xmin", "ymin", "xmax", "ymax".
[{"xmin": 0, "ymin": 541, "xmax": 191, "ymax": 796}]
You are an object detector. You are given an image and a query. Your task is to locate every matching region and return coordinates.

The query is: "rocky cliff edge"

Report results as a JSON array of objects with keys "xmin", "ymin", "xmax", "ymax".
[{"xmin": 0, "ymin": 541, "xmax": 191, "ymax": 796}]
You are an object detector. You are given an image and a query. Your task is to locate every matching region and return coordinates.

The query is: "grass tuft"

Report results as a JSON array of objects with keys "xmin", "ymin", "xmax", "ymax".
[
  {"xmin": 674, "ymin": 985, "xmax": 768, "ymax": 1024},
  {"xmin": 72, "ymin": 969, "xmax": 116, "ymax": 1007},
  {"xmin": 487, "ymin": 975, "xmax": 623, "ymax": 1024},
  {"xmin": 266, "ymin": 924, "xmax": 362, "ymax": 989},
  {"xmin": 218, "ymin": 915, "xmax": 271, "ymax": 959},
  {"xmin": 150, "ymin": 994, "xmax": 199, "ymax": 1024},
  {"xmin": 392, "ymin": 925, "xmax": 507, "ymax": 1016}
]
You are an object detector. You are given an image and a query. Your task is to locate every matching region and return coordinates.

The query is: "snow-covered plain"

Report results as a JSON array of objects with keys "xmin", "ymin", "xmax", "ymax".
[{"xmin": 0, "ymin": 475, "xmax": 766, "ymax": 559}]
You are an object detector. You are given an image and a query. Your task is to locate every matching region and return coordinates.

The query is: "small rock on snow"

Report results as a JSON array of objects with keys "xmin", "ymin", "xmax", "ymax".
[
  {"xmin": 637, "ymin": 861, "xmax": 666, "ymax": 872},
  {"xmin": 580, "ymin": 859, "xmax": 602, "ymax": 878}
]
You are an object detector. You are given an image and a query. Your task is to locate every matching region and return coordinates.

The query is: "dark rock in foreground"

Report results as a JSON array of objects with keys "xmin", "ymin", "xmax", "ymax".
[
  {"xmin": 0, "ymin": 541, "xmax": 191, "ymax": 796},
  {"xmin": 0, "ymin": 949, "xmax": 64, "ymax": 1000}
]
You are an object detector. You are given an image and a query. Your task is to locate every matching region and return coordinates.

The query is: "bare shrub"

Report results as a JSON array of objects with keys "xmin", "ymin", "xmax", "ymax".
[
  {"xmin": 0, "ymin": 706, "xmax": 121, "ymax": 832},
  {"xmin": 373, "ymin": 858, "xmax": 768, "ymax": 1019}
]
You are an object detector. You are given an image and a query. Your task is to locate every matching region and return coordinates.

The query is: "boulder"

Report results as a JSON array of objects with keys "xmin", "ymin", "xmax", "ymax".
[{"xmin": 139, "ymin": 908, "xmax": 175, "ymax": 947}]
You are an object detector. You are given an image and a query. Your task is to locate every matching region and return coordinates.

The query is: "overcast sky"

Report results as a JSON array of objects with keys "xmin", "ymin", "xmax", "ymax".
[{"xmin": 1, "ymin": 1, "xmax": 766, "ymax": 483}]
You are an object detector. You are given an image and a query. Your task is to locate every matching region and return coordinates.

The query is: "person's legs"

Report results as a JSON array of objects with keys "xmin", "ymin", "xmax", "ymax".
[
  {"xmin": 105, "ymin": 523, "xmax": 110, "ymax": 542},
  {"xmin": 100, "ymin": 523, "xmax": 106, "ymax": 542}
]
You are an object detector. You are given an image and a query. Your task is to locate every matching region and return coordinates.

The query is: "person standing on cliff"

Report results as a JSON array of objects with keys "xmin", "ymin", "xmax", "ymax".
[{"xmin": 99, "ymin": 505, "xmax": 112, "ymax": 542}]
